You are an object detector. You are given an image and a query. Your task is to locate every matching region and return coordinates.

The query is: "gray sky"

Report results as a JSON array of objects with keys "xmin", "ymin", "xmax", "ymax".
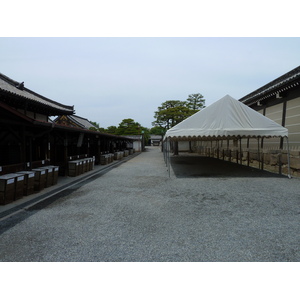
[{"xmin": 1, "ymin": 37, "xmax": 300, "ymax": 129}]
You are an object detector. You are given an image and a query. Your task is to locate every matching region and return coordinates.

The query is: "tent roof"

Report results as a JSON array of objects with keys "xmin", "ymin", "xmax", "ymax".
[{"xmin": 164, "ymin": 95, "xmax": 288, "ymax": 141}]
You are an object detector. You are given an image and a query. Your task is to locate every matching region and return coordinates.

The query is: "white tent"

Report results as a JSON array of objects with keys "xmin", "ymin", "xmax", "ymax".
[
  {"xmin": 163, "ymin": 95, "xmax": 290, "ymax": 177},
  {"xmin": 164, "ymin": 95, "xmax": 288, "ymax": 140}
]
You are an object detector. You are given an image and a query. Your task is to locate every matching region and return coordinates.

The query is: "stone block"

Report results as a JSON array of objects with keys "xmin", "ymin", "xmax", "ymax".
[
  {"xmin": 270, "ymin": 154, "xmax": 278, "ymax": 166},
  {"xmin": 280, "ymin": 153, "xmax": 288, "ymax": 165},
  {"xmin": 263, "ymin": 153, "xmax": 270, "ymax": 164},
  {"xmin": 290, "ymin": 157, "xmax": 300, "ymax": 170}
]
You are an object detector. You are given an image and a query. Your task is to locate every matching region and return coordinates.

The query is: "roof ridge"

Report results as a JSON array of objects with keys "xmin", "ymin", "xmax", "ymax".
[{"xmin": 0, "ymin": 72, "xmax": 74, "ymax": 112}]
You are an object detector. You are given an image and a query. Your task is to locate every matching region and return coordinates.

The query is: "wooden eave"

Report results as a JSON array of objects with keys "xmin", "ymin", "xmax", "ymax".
[
  {"xmin": 0, "ymin": 89, "xmax": 74, "ymax": 116},
  {"xmin": 239, "ymin": 66, "xmax": 300, "ymax": 106},
  {"xmin": 0, "ymin": 103, "xmax": 135, "ymax": 141},
  {"xmin": 0, "ymin": 100, "xmax": 36, "ymax": 126},
  {"xmin": 0, "ymin": 73, "xmax": 75, "ymax": 116}
]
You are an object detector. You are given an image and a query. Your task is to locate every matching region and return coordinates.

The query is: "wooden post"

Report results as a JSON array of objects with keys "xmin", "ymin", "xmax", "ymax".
[
  {"xmin": 64, "ymin": 133, "xmax": 68, "ymax": 176},
  {"xmin": 28, "ymin": 137, "xmax": 33, "ymax": 170},
  {"xmin": 21, "ymin": 125, "xmax": 26, "ymax": 168}
]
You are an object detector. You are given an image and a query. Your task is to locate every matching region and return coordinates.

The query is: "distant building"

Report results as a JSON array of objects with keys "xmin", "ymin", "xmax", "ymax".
[
  {"xmin": 124, "ymin": 135, "xmax": 145, "ymax": 152},
  {"xmin": 149, "ymin": 135, "xmax": 162, "ymax": 146}
]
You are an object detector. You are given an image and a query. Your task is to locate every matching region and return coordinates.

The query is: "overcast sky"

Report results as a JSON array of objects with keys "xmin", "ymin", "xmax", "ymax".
[
  {"xmin": 1, "ymin": 37, "xmax": 300, "ymax": 129},
  {"xmin": 1, "ymin": 1, "xmax": 300, "ymax": 130}
]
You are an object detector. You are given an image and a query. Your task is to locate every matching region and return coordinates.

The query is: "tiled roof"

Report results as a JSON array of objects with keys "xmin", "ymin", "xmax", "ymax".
[
  {"xmin": 239, "ymin": 66, "xmax": 300, "ymax": 105},
  {"xmin": 67, "ymin": 115, "xmax": 95, "ymax": 129},
  {"xmin": 0, "ymin": 72, "xmax": 74, "ymax": 115}
]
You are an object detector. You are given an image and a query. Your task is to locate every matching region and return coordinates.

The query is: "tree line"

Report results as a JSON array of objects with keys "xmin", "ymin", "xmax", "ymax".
[{"xmin": 89, "ymin": 93, "xmax": 205, "ymax": 140}]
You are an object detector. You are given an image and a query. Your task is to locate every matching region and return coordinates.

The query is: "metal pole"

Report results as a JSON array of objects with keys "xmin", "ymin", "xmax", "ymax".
[
  {"xmin": 286, "ymin": 136, "xmax": 292, "ymax": 179},
  {"xmin": 168, "ymin": 138, "xmax": 171, "ymax": 178},
  {"xmin": 239, "ymin": 137, "xmax": 242, "ymax": 165},
  {"xmin": 257, "ymin": 137, "xmax": 260, "ymax": 169},
  {"xmin": 163, "ymin": 139, "xmax": 167, "ymax": 166}
]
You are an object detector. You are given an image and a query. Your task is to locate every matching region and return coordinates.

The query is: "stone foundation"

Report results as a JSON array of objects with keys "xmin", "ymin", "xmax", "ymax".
[{"xmin": 192, "ymin": 145, "xmax": 300, "ymax": 177}]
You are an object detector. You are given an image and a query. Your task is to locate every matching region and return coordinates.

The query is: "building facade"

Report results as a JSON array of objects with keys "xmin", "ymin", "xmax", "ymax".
[
  {"xmin": 0, "ymin": 72, "xmax": 134, "ymax": 178},
  {"xmin": 239, "ymin": 66, "xmax": 300, "ymax": 149}
]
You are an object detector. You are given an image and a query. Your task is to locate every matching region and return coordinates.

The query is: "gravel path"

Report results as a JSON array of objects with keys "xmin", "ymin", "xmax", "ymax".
[{"xmin": 1, "ymin": 146, "xmax": 300, "ymax": 261}]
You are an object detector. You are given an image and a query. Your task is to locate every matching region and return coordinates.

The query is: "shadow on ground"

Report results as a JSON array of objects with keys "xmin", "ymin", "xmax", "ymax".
[{"xmin": 171, "ymin": 156, "xmax": 285, "ymax": 178}]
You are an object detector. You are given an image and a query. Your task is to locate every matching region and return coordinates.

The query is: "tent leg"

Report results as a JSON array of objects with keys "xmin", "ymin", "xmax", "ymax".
[
  {"xmin": 247, "ymin": 138, "xmax": 250, "ymax": 167},
  {"xmin": 239, "ymin": 137, "xmax": 242, "ymax": 165},
  {"xmin": 286, "ymin": 137, "xmax": 292, "ymax": 179},
  {"xmin": 258, "ymin": 137, "xmax": 260, "ymax": 170},
  {"xmin": 165, "ymin": 141, "xmax": 167, "ymax": 166},
  {"xmin": 167, "ymin": 138, "xmax": 171, "ymax": 178},
  {"xmin": 261, "ymin": 137, "xmax": 264, "ymax": 171}
]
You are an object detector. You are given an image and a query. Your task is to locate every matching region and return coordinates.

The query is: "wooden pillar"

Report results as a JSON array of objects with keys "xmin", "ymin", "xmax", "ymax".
[
  {"xmin": 87, "ymin": 137, "xmax": 90, "ymax": 156},
  {"xmin": 280, "ymin": 100, "xmax": 287, "ymax": 149},
  {"xmin": 28, "ymin": 136, "xmax": 33, "ymax": 170},
  {"xmin": 47, "ymin": 133, "xmax": 51, "ymax": 163},
  {"xmin": 64, "ymin": 133, "xmax": 68, "ymax": 176},
  {"xmin": 97, "ymin": 139, "xmax": 101, "ymax": 164},
  {"xmin": 21, "ymin": 125, "xmax": 26, "ymax": 168}
]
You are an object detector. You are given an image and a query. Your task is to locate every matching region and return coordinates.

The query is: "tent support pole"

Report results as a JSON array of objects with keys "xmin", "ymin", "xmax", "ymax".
[
  {"xmin": 165, "ymin": 139, "xmax": 168, "ymax": 167},
  {"xmin": 168, "ymin": 138, "xmax": 171, "ymax": 178},
  {"xmin": 247, "ymin": 137, "xmax": 250, "ymax": 167},
  {"xmin": 261, "ymin": 137, "xmax": 264, "ymax": 171},
  {"xmin": 258, "ymin": 137, "xmax": 260, "ymax": 169},
  {"xmin": 239, "ymin": 137, "xmax": 242, "ymax": 165},
  {"xmin": 286, "ymin": 136, "xmax": 292, "ymax": 179}
]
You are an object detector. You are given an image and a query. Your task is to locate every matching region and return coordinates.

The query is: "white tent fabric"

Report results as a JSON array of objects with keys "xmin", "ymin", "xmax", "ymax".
[{"xmin": 164, "ymin": 95, "xmax": 288, "ymax": 140}]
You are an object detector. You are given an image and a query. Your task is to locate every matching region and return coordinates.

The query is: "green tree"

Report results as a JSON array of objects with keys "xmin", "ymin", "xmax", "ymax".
[
  {"xmin": 153, "ymin": 94, "xmax": 206, "ymax": 130},
  {"xmin": 90, "ymin": 121, "xmax": 100, "ymax": 128},
  {"xmin": 89, "ymin": 120, "xmax": 100, "ymax": 131},
  {"xmin": 153, "ymin": 100, "xmax": 192, "ymax": 130},
  {"xmin": 186, "ymin": 93, "xmax": 205, "ymax": 111},
  {"xmin": 98, "ymin": 127, "xmax": 107, "ymax": 133},
  {"xmin": 116, "ymin": 118, "xmax": 142, "ymax": 135},
  {"xmin": 106, "ymin": 126, "xmax": 118, "ymax": 134},
  {"xmin": 150, "ymin": 126, "xmax": 166, "ymax": 135}
]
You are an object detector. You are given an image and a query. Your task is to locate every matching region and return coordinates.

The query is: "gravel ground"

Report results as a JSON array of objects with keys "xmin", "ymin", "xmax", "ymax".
[{"xmin": 0, "ymin": 146, "xmax": 300, "ymax": 262}]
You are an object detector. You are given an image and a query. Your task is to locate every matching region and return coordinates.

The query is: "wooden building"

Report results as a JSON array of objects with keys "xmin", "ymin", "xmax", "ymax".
[
  {"xmin": 238, "ymin": 65, "xmax": 300, "ymax": 175},
  {"xmin": 239, "ymin": 65, "xmax": 300, "ymax": 148},
  {"xmin": 0, "ymin": 73, "xmax": 74, "ymax": 172},
  {"xmin": 53, "ymin": 114, "xmax": 95, "ymax": 130},
  {"xmin": 149, "ymin": 135, "xmax": 163, "ymax": 146},
  {"xmin": 0, "ymin": 72, "xmax": 134, "ymax": 177}
]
